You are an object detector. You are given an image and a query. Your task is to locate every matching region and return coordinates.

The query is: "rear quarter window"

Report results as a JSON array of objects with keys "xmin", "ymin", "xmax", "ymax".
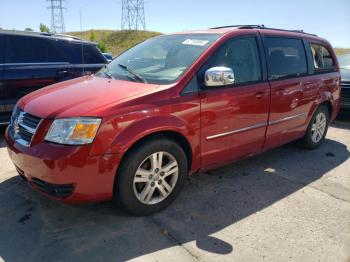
[
  {"xmin": 310, "ymin": 43, "xmax": 336, "ymax": 72},
  {"xmin": 265, "ymin": 37, "xmax": 307, "ymax": 80},
  {"xmin": 83, "ymin": 45, "xmax": 107, "ymax": 64}
]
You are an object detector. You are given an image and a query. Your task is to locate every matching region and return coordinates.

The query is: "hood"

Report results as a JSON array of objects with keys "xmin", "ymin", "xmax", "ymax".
[
  {"xmin": 19, "ymin": 76, "xmax": 160, "ymax": 119},
  {"xmin": 340, "ymin": 68, "xmax": 350, "ymax": 82}
]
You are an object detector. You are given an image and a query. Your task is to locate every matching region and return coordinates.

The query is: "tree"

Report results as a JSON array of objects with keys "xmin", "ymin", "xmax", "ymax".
[
  {"xmin": 39, "ymin": 23, "xmax": 50, "ymax": 33},
  {"xmin": 89, "ymin": 30, "xmax": 96, "ymax": 42},
  {"xmin": 25, "ymin": 27, "xmax": 34, "ymax": 32},
  {"xmin": 98, "ymin": 40, "xmax": 107, "ymax": 53}
]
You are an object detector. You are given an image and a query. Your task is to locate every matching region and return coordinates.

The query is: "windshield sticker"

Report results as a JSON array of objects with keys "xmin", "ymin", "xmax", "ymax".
[{"xmin": 182, "ymin": 39, "xmax": 209, "ymax": 46}]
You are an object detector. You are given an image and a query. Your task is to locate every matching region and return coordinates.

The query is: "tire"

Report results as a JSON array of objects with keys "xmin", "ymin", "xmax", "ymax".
[
  {"xmin": 114, "ymin": 136, "xmax": 188, "ymax": 216},
  {"xmin": 300, "ymin": 105, "xmax": 330, "ymax": 149}
]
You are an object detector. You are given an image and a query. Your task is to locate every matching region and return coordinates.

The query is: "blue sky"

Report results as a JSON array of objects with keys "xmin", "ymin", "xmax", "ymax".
[{"xmin": 1, "ymin": 0, "xmax": 350, "ymax": 47}]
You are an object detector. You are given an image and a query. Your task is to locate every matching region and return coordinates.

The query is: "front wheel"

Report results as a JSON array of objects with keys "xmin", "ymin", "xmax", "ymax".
[
  {"xmin": 300, "ymin": 105, "xmax": 330, "ymax": 149},
  {"xmin": 114, "ymin": 137, "xmax": 188, "ymax": 216}
]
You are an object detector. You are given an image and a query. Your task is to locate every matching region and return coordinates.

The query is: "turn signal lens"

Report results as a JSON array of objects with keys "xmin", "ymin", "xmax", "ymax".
[{"xmin": 45, "ymin": 118, "xmax": 101, "ymax": 145}]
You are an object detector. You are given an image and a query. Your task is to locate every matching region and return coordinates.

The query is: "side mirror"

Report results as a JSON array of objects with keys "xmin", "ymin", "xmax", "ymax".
[{"xmin": 204, "ymin": 67, "xmax": 235, "ymax": 87}]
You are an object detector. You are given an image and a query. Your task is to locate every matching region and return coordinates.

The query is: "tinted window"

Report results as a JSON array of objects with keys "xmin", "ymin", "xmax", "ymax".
[
  {"xmin": 47, "ymin": 40, "xmax": 68, "ymax": 62},
  {"xmin": 265, "ymin": 37, "xmax": 307, "ymax": 80},
  {"xmin": 0, "ymin": 35, "xmax": 4, "ymax": 63},
  {"xmin": 53, "ymin": 41, "xmax": 82, "ymax": 64},
  {"xmin": 204, "ymin": 37, "xmax": 262, "ymax": 85},
  {"xmin": 83, "ymin": 45, "xmax": 106, "ymax": 64},
  {"xmin": 310, "ymin": 43, "xmax": 335, "ymax": 71},
  {"xmin": 5, "ymin": 35, "xmax": 48, "ymax": 63}
]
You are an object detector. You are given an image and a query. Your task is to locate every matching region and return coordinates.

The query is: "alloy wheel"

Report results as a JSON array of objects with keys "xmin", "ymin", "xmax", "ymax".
[
  {"xmin": 133, "ymin": 151, "xmax": 179, "ymax": 205},
  {"xmin": 311, "ymin": 112, "xmax": 327, "ymax": 143}
]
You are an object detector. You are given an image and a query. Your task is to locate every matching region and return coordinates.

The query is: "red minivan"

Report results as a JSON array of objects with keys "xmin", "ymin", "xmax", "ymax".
[{"xmin": 6, "ymin": 25, "xmax": 341, "ymax": 215}]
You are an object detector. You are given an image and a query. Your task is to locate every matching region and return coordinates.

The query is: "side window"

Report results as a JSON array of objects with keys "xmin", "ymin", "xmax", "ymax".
[
  {"xmin": 310, "ymin": 43, "xmax": 335, "ymax": 72},
  {"xmin": 181, "ymin": 75, "xmax": 198, "ymax": 95},
  {"xmin": 203, "ymin": 36, "xmax": 262, "ymax": 85},
  {"xmin": 265, "ymin": 37, "xmax": 307, "ymax": 80},
  {"xmin": 0, "ymin": 35, "xmax": 4, "ymax": 64},
  {"xmin": 83, "ymin": 45, "xmax": 106, "ymax": 64},
  {"xmin": 5, "ymin": 35, "xmax": 48, "ymax": 63},
  {"xmin": 47, "ymin": 40, "xmax": 68, "ymax": 63},
  {"xmin": 54, "ymin": 41, "xmax": 83, "ymax": 64}
]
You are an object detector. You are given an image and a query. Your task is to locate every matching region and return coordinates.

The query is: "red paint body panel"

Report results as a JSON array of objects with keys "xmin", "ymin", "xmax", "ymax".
[{"xmin": 6, "ymin": 27, "xmax": 341, "ymax": 204}]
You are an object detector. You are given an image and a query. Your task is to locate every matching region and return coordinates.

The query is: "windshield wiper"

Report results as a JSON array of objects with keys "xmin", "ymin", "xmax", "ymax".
[{"xmin": 118, "ymin": 63, "xmax": 147, "ymax": 83}]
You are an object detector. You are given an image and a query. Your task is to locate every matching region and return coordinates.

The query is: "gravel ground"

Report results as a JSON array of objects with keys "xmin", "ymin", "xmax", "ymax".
[{"xmin": 0, "ymin": 113, "xmax": 349, "ymax": 262}]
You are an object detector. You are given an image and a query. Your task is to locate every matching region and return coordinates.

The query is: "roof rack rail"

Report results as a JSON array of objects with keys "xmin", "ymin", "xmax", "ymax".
[
  {"xmin": 210, "ymin": 25, "xmax": 265, "ymax": 29},
  {"xmin": 210, "ymin": 25, "xmax": 317, "ymax": 37},
  {"xmin": 39, "ymin": 32, "xmax": 81, "ymax": 40}
]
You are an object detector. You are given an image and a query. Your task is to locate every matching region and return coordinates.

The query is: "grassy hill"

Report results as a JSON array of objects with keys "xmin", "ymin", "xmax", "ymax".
[
  {"xmin": 69, "ymin": 29, "xmax": 349, "ymax": 58},
  {"xmin": 68, "ymin": 30, "xmax": 161, "ymax": 57}
]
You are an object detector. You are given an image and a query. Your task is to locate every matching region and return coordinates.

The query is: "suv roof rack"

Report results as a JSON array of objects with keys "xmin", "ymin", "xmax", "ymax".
[
  {"xmin": 210, "ymin": 25, "xmax": 317, "ymax": 37},
  {"xmin": 39, "ymin": 32, "xmax": 81, "ymax": 40}
]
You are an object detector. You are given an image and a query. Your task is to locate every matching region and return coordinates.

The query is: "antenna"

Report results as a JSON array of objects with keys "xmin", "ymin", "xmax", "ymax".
[
  {"xmin": 47, "ymin": 0, "xmax": 66, "ymax": 33},
  {"xmin": 121, "ymin": 0, "xmax": 146, "ymax": 31},
  {"xmin": 79, "ymin": 10, "xmax": 85, "ymax": 74}
]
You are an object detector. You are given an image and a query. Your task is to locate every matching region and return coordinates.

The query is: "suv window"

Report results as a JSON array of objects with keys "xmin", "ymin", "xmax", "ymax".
[
  {"xmin": 203, "ymin": 36, "xmax": 262, "ymax": 85},
  {"xmin": 47, "ymin": 40, "xmax": 68, "ymax": 63},
  {"xmin": 265, "ymin": 37, "xmax": 307, "ymax": 80},
  {"xmin": 5, "ymin": 35, "xmax": 48, "ymax": 63},
  {"xmin": 83, "ymin": 45, "xmax": 106, "ymax": 64},
  {"xmin": 0, "ymin": 35, "xmax": 4, "ymax": 64},
  {"xmin": 310, "ymin": 43, "xmax": 335, "ymax": 71}
]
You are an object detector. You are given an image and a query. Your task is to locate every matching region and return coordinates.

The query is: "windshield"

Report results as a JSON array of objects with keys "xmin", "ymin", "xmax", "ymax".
[
  {"xmin": 338, "ymin": 54, "xmax": 350, "ymax": 69},
  {"xmin": 96, "ymin": 34, "xmax": 220, "ymax": 84}
]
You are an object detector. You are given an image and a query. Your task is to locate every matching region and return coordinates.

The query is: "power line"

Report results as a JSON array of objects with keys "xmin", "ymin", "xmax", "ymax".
[
  {"xmin": 47, "ymin": 0, "xmax": 66, "ymax": 33},
  {"xmin": 121, "ymin": 0, "xmax": 146, "ymax": 31}
]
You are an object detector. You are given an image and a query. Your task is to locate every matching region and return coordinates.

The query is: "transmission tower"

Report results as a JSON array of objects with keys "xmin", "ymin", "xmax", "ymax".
[
  {"xmin": 121, "ymin": 0, "xmax": 146, "ymax": 31},
  {"xmin": 47, "ymin": 0, "xmax": 66, "ymax": 33}
]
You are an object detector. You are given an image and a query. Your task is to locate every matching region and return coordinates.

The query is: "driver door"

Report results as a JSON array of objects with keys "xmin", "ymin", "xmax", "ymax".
[{"xmin": 199, "ymin": 35, "xmax": 270, "ymax": 170}]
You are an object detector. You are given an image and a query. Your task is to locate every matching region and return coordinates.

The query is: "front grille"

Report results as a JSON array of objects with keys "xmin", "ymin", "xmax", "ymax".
[
  {"xmin": 31, "ymin": 178, "xmax": 75, "ymax": 198},
  {"xmin": 341, "ymin": 81, "xmax": 350, "ymax": 88},
  {"xmin": 9, "ymin": 107, "xmax": 42, "ymax": 147},
  {"xmin": 341, "ymin": 87, "xmax": 350, "ymax": 108}
]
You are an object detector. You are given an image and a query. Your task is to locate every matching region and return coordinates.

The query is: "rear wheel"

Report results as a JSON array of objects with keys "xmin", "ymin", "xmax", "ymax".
[
  {"xmin": 114, "ymin": 137, "xmax": 188, "ymax": 216},
  {"xmin": 300, "ymin": 105, "xmax": 330, "ymax": 149}
]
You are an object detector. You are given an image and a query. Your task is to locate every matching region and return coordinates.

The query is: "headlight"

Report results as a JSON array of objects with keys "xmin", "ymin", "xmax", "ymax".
[{"xmin": 45, "ymin": 118, "xmax": 101, "ymax": 145}]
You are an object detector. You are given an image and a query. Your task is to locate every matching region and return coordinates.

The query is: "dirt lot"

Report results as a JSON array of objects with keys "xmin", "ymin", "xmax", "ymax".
[{"xmin": 0, "ymin": 113, "xmax": 349, "ymax": 262}]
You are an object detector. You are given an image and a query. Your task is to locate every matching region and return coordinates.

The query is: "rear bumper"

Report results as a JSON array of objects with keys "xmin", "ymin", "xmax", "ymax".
[{"xmin": 5, "ymin": 127, "xmax": 121, "ymax": 204}]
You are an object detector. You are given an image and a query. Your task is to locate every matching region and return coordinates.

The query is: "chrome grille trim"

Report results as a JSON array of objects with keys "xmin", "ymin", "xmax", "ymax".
[{"xmin": 10, "ymin": 109, "xmax": 42, "ymax": 147}]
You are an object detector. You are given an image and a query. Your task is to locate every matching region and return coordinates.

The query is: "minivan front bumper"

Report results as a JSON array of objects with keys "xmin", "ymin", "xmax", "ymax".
[{"xmin": 5, "ymin": 127, "xmax": 121, "ymax": 204}]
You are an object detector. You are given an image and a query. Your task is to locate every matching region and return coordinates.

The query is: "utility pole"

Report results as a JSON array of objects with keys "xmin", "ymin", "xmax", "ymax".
[
  {"xmin": 121, "ymin": 0, "xmax": 146, "ymax": 31},
  {"xmin": 47, "ymin": 0, "xmax": 66, "ymax": 33}
]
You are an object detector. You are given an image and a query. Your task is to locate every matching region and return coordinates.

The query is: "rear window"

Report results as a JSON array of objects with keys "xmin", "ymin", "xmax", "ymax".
[
  {"xmin": 5, "ymin": 35, "xmax": 48, "ymax": 63},
  {"xmin": 265, "ymin": 37, "xmax": 307, "ymax": 80},
  {"xmin": 310, "ymin": 43, "xmax": 335, "ymax": 72}
]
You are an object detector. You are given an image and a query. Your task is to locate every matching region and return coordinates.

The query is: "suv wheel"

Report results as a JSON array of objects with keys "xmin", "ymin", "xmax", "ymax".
[
  {"xmin": 114, "ymin": 137, "xmax": 188, "ymax": 215},
  {"xmin": 301, "ymin": 105, "xmax": 330, "ymax": 149}
]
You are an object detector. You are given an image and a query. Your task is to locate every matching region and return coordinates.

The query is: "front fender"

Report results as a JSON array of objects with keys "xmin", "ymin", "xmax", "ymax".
[{"xmin": 90, "ymin": 113, "xmax": 200, "ymax": 171}]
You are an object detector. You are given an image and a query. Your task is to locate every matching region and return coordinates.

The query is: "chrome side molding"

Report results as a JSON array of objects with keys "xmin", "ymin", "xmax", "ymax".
[{"xmin": 206, "ymin": 112, "xmax": 308, "ymax": 140}]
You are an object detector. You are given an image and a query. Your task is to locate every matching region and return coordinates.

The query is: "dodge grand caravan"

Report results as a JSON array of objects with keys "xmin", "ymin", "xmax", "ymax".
[{"xmin": 6, "ymin": 25, "xmax": 341, "ymax": 215}]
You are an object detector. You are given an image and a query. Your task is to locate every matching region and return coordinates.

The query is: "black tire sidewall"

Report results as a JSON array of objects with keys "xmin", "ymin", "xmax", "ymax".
[{"xmin": 115, "ymin": 137, "xmax": 188, "ymax": 216}]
